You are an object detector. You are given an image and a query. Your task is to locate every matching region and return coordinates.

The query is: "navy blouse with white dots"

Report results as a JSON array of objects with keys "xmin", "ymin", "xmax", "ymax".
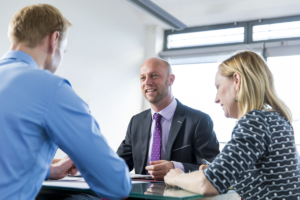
[{"xmin": 204, "ymin": 110, "xmax": 300, "ymax": 200}]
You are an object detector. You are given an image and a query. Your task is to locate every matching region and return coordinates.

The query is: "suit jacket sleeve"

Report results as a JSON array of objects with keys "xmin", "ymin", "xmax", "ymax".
[
  {"xmin": 181, "ymin": 113, "xmax": 220, "ymax": 172},
  {"xmin": 117, "ymin": 117, "xmax": 134, "ymax": 172}
]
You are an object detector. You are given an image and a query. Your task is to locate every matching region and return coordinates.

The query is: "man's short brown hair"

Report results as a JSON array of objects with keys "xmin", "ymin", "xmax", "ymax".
[{"xmin": 8, "ymin": 4, "xmax": 72, "ymax": 48}]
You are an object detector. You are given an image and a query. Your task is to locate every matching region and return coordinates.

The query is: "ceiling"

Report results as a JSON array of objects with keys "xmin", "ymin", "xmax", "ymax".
[{"xmin": 127, "ymin": 0, "xmax": 300, "ymax": 29}]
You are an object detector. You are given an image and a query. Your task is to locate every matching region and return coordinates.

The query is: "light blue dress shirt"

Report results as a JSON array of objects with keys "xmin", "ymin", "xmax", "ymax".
[{"xmin": 0, "ymin": 51, "xmax": 132, "ymax": 200}]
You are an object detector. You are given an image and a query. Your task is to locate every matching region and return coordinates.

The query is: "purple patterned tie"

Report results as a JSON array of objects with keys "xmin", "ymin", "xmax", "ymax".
[{"xmin": 151, "ymin": 113, "xmax": 162, "ymax": 161}]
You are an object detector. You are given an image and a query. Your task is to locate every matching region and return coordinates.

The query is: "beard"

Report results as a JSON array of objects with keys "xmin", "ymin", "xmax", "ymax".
[{"xmin": 144, "ymin": 78, "xmax": 170, "ymax": 104}]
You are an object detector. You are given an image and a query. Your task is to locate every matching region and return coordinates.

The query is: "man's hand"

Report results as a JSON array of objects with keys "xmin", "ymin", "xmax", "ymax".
[
  {"xmin": 49, "ymin": 156, "xmax": 78, "ymax": 180},
  {"xmin": 164, "ymin": 168, "xmax": 184, "ymax": 187},
  {"xmin": 145, "ymin": 160, "xmax": 174, "ymax": 181}
]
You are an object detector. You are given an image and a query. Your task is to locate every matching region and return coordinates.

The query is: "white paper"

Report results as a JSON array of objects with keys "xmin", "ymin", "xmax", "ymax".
[
  {"xmin": 43, "ymin": 177, "xmax": 89, "ymax": 189},
  {"xmin": 58, "ymin": 177, "xmax": 85, "ymax": 181},
  {"xmin": 130, "ymin": 173, "xmax": 153, "ymax": 179},
  {"xmin": 43, "ymin": 174, "xmax": 158, "ymax": 189},
  {"xmin": 132, "ymin": 180, "xmax": 164, "ymax": 184}
]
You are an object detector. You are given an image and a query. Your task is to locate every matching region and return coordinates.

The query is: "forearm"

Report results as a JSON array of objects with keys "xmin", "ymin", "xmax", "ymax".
[
  {"xmin": 173, "ymin": 171, "xmax": 219, "ymax": 196},
  {"xmin": 46, "ymin": 82, "xmax": 132, "ymax": 199}
]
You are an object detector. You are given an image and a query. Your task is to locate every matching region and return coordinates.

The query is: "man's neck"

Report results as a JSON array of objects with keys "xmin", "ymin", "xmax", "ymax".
[
  {"xmin": 10, "ymin": 43, "xmax": 47, "ymax": 70},
  {"xmin": 150, "ymin": 95, "xmax": 174, "ymax": 113}
]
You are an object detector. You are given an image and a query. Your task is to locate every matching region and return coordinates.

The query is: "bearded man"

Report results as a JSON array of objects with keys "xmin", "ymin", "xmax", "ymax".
[{"xmin": 117, "ymin": 57, "xmax": 220, "ymax": 181}]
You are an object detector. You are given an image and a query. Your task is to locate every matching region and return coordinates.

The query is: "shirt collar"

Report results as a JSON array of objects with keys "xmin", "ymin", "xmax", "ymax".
[
  {"xmin": 151, "ymin": 98, "xmax": 177, "ymax": 121},
  {"xmin": 1, "ymin": 50, "xmax": 39, "ymax": 69}
]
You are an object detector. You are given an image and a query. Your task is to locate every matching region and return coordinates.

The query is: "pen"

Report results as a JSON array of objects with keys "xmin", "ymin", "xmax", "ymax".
[{"xmin": 201, "ymin": 159, "xmax": 211, "ymax": 165}]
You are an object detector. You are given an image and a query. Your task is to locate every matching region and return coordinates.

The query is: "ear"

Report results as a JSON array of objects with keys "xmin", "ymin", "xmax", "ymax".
[
  {"xmin": 169, "ymin": 74, "xmax": 175, "ymax": 86},
  {"xmin": 48, "ymin": 31, "xmax": 60, "ymax": 55},
  {"xmin": 232, "ymin": 72, "xmax": 241, "ymax": 91}
]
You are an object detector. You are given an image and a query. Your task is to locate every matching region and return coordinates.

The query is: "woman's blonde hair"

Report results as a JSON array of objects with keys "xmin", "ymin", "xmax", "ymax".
[{"xmin": 219, "ymin": 50, "xmax": 293, "ymax": 122}]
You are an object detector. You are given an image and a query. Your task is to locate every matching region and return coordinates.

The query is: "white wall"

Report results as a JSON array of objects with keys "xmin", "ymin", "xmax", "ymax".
[
  {"xmin": 0, "ymin": 0, "xmax": 148, "ymax": 156},
  {"xmin": 141, "ymin": 25, "xmax": 165, "ymax": 111}
]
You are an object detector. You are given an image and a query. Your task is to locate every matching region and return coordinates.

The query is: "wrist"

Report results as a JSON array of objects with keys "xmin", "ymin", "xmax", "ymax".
[
  {"xmin": 170, "ymin": 161, "xmax": 175, "ymax": 169},
  {"xmin": 49, "ymin": 163, "xmax": 59, "ymax": 180}
]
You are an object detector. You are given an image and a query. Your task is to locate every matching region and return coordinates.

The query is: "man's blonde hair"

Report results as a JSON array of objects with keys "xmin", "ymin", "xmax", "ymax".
[
  {"xmin": 219, "ymin": 50, "xmax": 293, "ymax": 122},
  {"xmin": 8, "ymin": 4, "xmax": 72, "ymax": 48}
]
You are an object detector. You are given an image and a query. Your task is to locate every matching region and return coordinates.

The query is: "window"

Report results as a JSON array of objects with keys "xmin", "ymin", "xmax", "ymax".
[
  {"xmin": 164, "ymin": 15, "xmax": 300, "ymax": 51},
  {"xmin": 167, "ymin": 27, "xmax": 245, "ymax": 49},
  {"xmin": 172, "ymin": 63, "xmax": 236, "ymax": 151},
  {"xmin": 172, "ymin": 55, "xmax": 300, "ymax": 152},
  {"xmin": 253, "ymin": 21, "xmax": 300, "ymax": 41}
]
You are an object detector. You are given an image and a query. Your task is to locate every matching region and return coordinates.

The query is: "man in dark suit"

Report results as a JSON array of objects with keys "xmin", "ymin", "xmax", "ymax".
[{"xmin": 117, "ymin": 58, "xmax": 219, "ymax": 180}]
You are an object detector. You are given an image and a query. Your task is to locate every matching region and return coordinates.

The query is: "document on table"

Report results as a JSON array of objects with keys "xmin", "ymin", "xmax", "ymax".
[
  {"xmin": 43, "ymin": 177, "xmax": 89, "ymax": 189},
  {"xmin": 43, "ymin": 173, "xmax": 162, "ymax": 190},
  {"xmin": 130, "ymin": 173, "xmax": 153, "ymax": 179}
]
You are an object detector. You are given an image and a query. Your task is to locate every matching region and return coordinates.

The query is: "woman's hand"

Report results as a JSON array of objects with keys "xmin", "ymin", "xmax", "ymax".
[
  {"xmin": 199, "ymin": 164, "xmax": 209, "ymax": 170},
  {"xmin": 164, "ymin": 168, "xmax": 184, "ymax": 187},
  {"xmin": 165, "ymin": 168, "xmax": 219, "ymax": 196}
]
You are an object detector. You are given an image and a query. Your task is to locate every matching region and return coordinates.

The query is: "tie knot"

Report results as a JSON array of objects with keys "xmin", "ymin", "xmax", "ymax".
[{"xmin": 154, "ymin": 113, "xmax": 162, "ymax": 122}]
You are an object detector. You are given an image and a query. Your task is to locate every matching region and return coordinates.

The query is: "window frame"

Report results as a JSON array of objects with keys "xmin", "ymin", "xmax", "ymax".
[
  {"xmin": 163, "ymin": 15, "xmax": 300, "ymax": 51},
  {"xmin": 163, "ymin": 22, "xmax": 248, "ymax": 51},
  {"xmin": 248, "ymin": 15, "xmax": 300, "ymax": 43}
]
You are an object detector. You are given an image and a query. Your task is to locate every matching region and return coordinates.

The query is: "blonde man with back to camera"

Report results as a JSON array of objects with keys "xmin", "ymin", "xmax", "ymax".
[{"xmin": 0, "ymin": 4, "xmax": 131, "ymax": 200}]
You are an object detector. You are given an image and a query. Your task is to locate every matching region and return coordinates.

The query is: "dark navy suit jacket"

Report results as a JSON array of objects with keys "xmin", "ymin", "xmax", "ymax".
[{"xmin": 117, "ymin": 99, "xmax": 220, "ymax": 174}]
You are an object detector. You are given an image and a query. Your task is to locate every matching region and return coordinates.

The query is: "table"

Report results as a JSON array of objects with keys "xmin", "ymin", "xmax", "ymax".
[
  {"xmin": 41, "ymin": 179, "xmax": 241, "ymax": 200},
  {"xmin": 129, "ymin": 182, "xmax": 240, "ymax": 200}
]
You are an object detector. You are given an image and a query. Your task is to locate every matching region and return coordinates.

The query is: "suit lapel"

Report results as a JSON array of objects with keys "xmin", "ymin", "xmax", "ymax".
[
  {"xmin": 165, "ymin": 100, "xmax": 185, "ymax": 160},
  {"xmin": 140, "ymin": 110, "xmax": 152, "ymax": 173}
]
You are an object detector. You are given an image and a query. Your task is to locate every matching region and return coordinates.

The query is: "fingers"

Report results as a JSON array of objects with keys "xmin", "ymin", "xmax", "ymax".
[
  {"xmin": 148, "ymin": 168, "xmax": 167, "ymax": 180},
  {"xmin": 174, "ymin": 168, "xmax": 183, "ymax": 173},
  {"xmin": 199, "ymin": 164, "xmax": 209, "ymax": 170},
  {"xmin": 69, "ymin": 168, "xmax": 78, "ymax": 176},
  {"xmin": 146, "ymin": 164, "xmax": 164, "ymax": 171},
  {"xmin": 164, "ymin": 169, "xmax": 180, "ymax": 187},
  {"xmin": 150, "ymin": 160, "xmax": 165, "ymax": 165},
  {"xmin": 146, "ymin": 161, "xmax": 176, "ymax": 181},
  {"xmin": 148, "ymin": 169, "xmax": 167, "ymax": 181},
  {"xmin": 58, "ymin": 156, "xmax": 75, "ymax": 172},
  {"xmin": 67, "ymin": 163, "xmax": 78, "ymax": 175},
  {"xmin": 168, "ymin": 168, "xmax": 183, "ymax": 176},
  {"xmin": 164, "ymin": 175, "xmax": 174, "ymax": 186},
  {"xmin": 167, "ymin": 169, "xmax": 176, "ymax": 175},
  {"xmin": 148, "ymin": 170, "xmax": 165, "ymax": 177}
]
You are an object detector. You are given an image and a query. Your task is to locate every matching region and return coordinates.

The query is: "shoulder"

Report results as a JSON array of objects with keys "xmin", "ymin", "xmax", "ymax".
[
  {"xmin": 238, "ymin": 109, "xmax": 278, "ymax": 128},
  {"xmin": 240, "ymin": 109, "xmax": 270, "ymax": 121},
  {"xmin": 21, "ymin": 67, "xmax": 71, "ymax": 87},
  {"xmin": 6, "ymin": 63, "xmax": 72, "ymax": 94},
  {"xmin": 130, "ymin": 109, "xmax": 151, "ymax": 123},
  {"xmin": 177, "ymin": 100, "xmax": 212, "ymax": 121},
  {"xmin": 237, "ymin": 109, "xmax": 270, "ymax": 127},
  {"xmin": 234, "ymin": 109, "xmax": 272, "ymax": 139}
]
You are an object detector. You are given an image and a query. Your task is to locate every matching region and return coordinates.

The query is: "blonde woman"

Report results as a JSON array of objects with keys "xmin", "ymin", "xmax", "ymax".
[{"xmin": 164, "ymin": 51, "xmax": 300, "ymax": 199}]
